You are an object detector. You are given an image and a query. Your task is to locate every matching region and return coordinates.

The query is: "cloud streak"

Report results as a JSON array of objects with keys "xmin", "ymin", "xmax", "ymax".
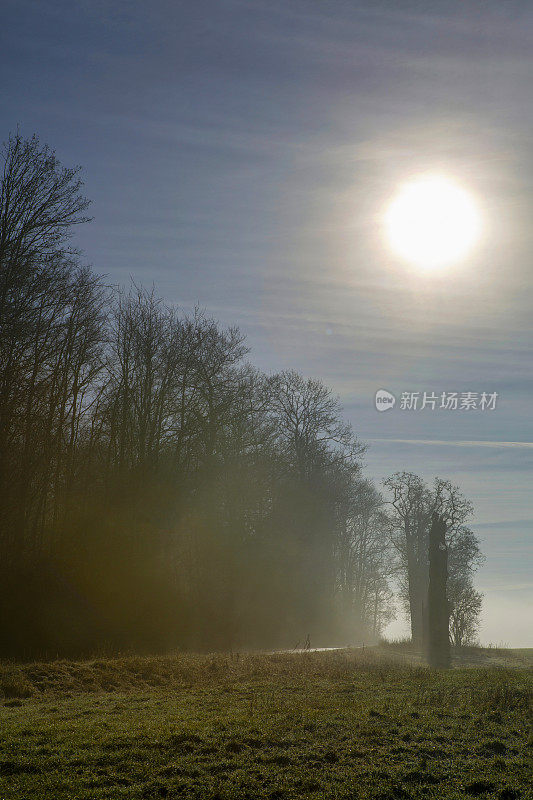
[{"xmin": 369, "ymin": 439, "xmax": 533, "ymax": 449}]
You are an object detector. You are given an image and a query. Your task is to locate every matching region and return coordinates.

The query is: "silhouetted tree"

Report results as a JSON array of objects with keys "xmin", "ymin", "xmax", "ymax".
[
  {"xmin": 449, "ymin": 583, "xmax": 483, "ymax": 647},
  {"xmin": 384, "ymin": 473, "xmax": 480, "ymax": 652}
]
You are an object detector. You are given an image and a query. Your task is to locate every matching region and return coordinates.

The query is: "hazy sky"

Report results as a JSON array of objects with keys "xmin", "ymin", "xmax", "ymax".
[{"xmin": 1, "ymin": 0, "xmax": 531, "ymax": 645}]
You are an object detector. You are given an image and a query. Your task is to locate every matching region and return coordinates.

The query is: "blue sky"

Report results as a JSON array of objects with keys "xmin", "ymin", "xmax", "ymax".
[{"xmin": 1, "ymin": 0, "xmax": 531, "ymax": 645}]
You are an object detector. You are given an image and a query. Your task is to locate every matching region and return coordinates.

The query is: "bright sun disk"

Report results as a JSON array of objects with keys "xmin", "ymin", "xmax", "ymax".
[{"xmin": 384, "ymin": 174, "xmax": 481, "ymax": 269}]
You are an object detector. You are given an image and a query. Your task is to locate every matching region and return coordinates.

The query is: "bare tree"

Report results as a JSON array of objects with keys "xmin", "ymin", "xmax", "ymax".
[
  {"xmin": 336, "ymin": 479, "xmax": 394, "ymax": 638},
  {"xmin": 0, "ymin": 131, "xmax": 90, "ymax": 266},
  {"xmin": 384, "ymin": 472, "xmax": 430, "ymax": 646},
  {"xmin": 384, "ymin": 473, "xmax": 477, "ymax": 649},
  {"xmin": 0, "ymin": 132, "xmax": 96, "ymax": 557},
  {"xmin": 449, "ymin": 583, "xmax": 483, "ymax": 647},
  {"xmin": 447, "ymin": 526, "xmax": 484, "ymax": 647},
  {"xmin": 266, "ymin": 371, "xmax": 364, "ymax": 477}
]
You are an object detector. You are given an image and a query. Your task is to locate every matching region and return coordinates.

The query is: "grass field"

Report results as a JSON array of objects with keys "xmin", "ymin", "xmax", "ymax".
[{"xmin": 1, "ymin": 647, "xmax": 532, "ymax": 799}]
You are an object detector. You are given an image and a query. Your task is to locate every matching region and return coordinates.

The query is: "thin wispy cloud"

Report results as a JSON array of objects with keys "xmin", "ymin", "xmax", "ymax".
[{"xmin": 369, "ymin": 439, "xmax": 533, "ymax": 449}]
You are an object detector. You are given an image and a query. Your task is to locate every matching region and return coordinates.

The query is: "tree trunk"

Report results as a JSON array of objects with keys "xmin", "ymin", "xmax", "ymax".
[{"xmin": 427, "ymin": 513, "xmax": 450, "ymax": 668}]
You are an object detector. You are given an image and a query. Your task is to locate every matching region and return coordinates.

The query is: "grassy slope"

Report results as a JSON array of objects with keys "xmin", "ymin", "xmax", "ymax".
[{"xmin": 1, "ymin": 648, "xmax": 532, "ymax": 800}]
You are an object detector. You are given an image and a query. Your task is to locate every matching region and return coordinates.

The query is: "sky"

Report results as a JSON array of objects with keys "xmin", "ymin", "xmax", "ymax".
[{"xmin": 1, "ymin": 0, "xmax": 531, "ymax": 646}]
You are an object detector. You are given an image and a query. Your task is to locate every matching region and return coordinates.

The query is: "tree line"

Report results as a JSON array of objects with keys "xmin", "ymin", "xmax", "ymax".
[{"xmin": 0, "ymin": 132, "xmax": 483, "ymax": 659}]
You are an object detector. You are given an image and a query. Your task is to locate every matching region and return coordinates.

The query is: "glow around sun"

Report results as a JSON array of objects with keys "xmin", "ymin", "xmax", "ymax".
[{"xmin": 384, "ymin": 174, "xmax": 481, "ymax": 269}]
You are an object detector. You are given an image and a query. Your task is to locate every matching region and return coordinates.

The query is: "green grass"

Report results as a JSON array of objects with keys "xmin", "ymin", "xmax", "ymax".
[{"xmin": 1, "ymin": 649, "xmax": 532, "ymax": 799}]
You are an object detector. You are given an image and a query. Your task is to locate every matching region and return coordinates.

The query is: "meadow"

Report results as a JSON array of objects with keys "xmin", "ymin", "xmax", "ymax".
[{"xmin": 1, "ymin": 647, "xmax": 532, "ymax": 799}]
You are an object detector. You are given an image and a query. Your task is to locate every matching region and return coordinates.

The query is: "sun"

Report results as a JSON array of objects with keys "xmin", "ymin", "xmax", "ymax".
[{"xmin": 384, "ymin": 174, "xmax": 481, "ymax": 269}]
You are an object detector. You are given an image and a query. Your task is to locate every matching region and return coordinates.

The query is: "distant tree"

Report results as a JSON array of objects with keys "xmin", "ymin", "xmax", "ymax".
[
  {"xmin": 384, "ymin": 472, "xmax": 479, "ymax": 650},
  {"xmin": 446, "ymin": 526, "xmax": 484, "ymax": 647},
  {"xmin": 264, "ymin": 371, "xmax": 367, "ymax": 639},
  {"xmin": 449, "ymin": 583, "xmax": 483, "ymax": 647},
  {"xmin": 384, "ymin": 472, "xmax": 429, "ymax": 646},
  {"xmin": 335, "ymin": 479, "xmax": 394, "ymax": 638}
]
